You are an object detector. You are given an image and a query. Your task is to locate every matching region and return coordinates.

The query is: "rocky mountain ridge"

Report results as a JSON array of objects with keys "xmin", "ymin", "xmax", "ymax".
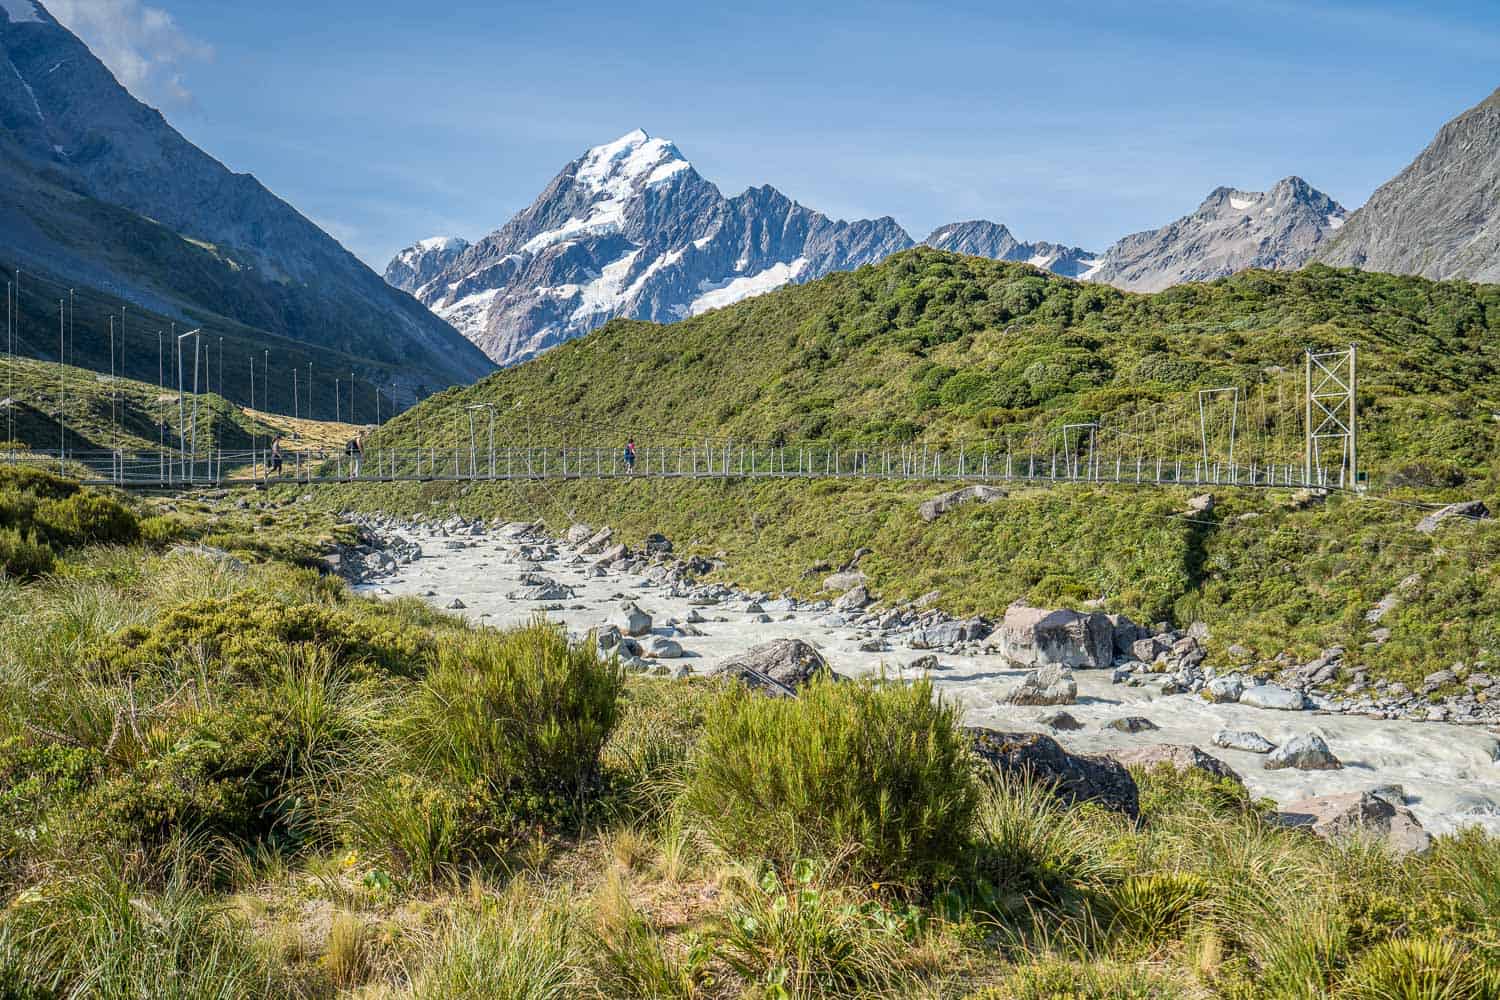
[
  {"xmin": 922, "ymin": 221, "xmax": 1101, "ymax": 279},
  {"xmin": 1085, "ymin": 177, "xmax": 1348, "ymax": 292}
]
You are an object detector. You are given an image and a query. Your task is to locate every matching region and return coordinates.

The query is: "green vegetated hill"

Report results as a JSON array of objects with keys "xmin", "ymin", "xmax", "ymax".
[
  {"xmin": 0, "ymin": 353, "xmax": 362, "ymax": 464},
  {"xmin": 347, "ymin": 250, "xmax": 1499, "ymax": 682},
  {"xmin": 372, "ymin": 249, "xmax": 1500, "ymax": 488}
]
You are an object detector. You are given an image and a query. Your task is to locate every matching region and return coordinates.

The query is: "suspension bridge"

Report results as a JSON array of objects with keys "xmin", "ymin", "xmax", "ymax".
[{"xmin": 1, "ymin": 345, "xmax": 1363, "ymax": 493}]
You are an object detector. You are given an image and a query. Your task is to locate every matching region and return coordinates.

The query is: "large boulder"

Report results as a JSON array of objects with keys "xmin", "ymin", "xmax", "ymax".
[
  {"xmin": 969, "ymin": 729, "xmax": 1139, "ymax": 819},
  {"xmin": 822, "ymin": 571, "xmax": 867, "ymax": 593},
  {"xmin": 615, "ymin": 602, "xmax": 653, "ymax": 637},
  {"xmin": 1415, "ymin": 500, "xmax": 1490, "ymax": 535},
  {"xmin": 1105, "ymin": 717, "xmax": 1160, "ymax": 734},
  {"xmin": 918, "ymin": 485, "xmax": 1006, "ymax": 522},
  {"xmin": 1001, "ymin": 665, "xmax": 1078, "ymax": 706},
  {"xmin": 1277, "ymin": 792, "xmax": 1432, "ymax": 855},
  {"xmin": 1110, "ymin": 744, "xmax": 1244, "ymax": 786},
  {"xmin": 507, "ymin": 582, "xmax": 571, "ymax": 601},
  {"xmin": 1203, "ymin": 675, "xmax": 1246, "ymax": 704},
  {"xmin": 644, "ymin": 636, "xmax": 684, "ymax": 659},
  {"xmin": 833, "ymin": 586, "xmax": 871, "ymax": 613},
  {"xmin": 579, "ymin": 527, "xmax": 614, "ymax": 554},
  {"xmin": 992, "ymin": 603, "xmax": 1115, "ymax": 669},
  {"xmin": 1264, "ymin": 734, "xmax": 1342, "ymax": 771},
  {"xmin": 911, "ymin": 619, "xmax": 991, "ymax": 649},
  {"xmin": 644, "ymin": 533, "xmax": 674, "ymax": 556},
  {"xmin": 710, "ymin": 639, "xmax": 836, "ymax": 697},
  {"xmin": 1239, "ymin": 684, "xmax": 1307, "ymax": 712},
  {"xmin": 565, "ymin": 524, "xmax": 594, "ymax": 545}
]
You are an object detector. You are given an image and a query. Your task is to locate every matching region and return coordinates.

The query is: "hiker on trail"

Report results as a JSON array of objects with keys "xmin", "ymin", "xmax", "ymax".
[
  {"xmin": 624, "ymin": 439, "xmax": 637, "ymax": 474},
  {"xmin": 269, "ymin": 436, "xmax": 284, "ymax": 476},
  {"xmin": 347, "ymin": 436, "xmax": 363, "ymax": 478}
]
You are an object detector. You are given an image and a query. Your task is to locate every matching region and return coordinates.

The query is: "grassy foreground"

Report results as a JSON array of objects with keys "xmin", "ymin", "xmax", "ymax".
[
  {"xmin": 297, "ymin": 475, "xmax": 1498, "ymax": 688},
  {"xmin": 2, "ymin": 468, "xmax": 1499, "ymax": 998}
]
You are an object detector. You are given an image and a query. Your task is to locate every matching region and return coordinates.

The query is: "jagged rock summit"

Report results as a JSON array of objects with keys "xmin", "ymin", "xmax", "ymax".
[
  {"xmin": 923, "ymin": 220, "xmax": 1101, "ymax": 278},
  {"xmin": 392, "ymin": 129, "xmax": 916, "ymax": 367},
  {"xmin": 1087, "ymin": 177, "xmax": 1348, "ymax": 292},
  {"xmin": 1315, "ymin": 87, "xmax": 1500, "ymax": 283},
  {"xmin": 385, "ymin": 237, "xmax": 471, "ymax": 296},
  {"xmin": 0, "ymin": 0, "xmax": 494, "ymax": 397}
]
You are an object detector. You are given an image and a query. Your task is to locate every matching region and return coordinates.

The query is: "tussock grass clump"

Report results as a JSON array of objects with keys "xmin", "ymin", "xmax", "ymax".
[
  {"xmin": 1339, "ymin": 935, "xmax": 1495, "ymax": 1000},
  {"xmin": 713, "ymin": 861, "xmax": 915, "ymax": 999},
  {"xmin": 403, "ymin": 889, "xmax": 589, "ymax": 1000},
  {"xmin": 0, "ymin": 862, "xmax": 286, "ymax": 999},
  {"xmin": 972, "ymin": 958, "xmax": 1193, "ymax": 999},
  {"xmin": 684, "ymin": 676, "xmax": 977, "ymax": 887},
  {"xmin": 397, "ymin": 620, "xmax": 625, "ymax": 810}
]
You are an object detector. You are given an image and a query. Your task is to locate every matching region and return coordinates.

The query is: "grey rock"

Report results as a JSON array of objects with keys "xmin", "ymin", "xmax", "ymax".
[
  {"xmin": 1264, "ymin": 734, "xmax": 1343, "ymax": 771},
  {"xmin": 992, "ymin": 603, "xmax": 1114, "ymax": 669},
  {"xmin": 1415, "ymin": 500, "xmax": 1491, "ymax": 534},
  {"xmin": 644, "ymin": 636, "xmax": 684, "ymax": 659},
  {"xmin": 1002, "ymin": 665, "xmax": 1078, "ymax": 706},
  {"xmin": 565, "ymin": 523, "xmax": 594, "ymax": 545},
  {"xmin": 823, "ymin": 571, "xmax": 868, "ymax": 593},
  {"xmin": 1213, "ymin": 730, "xmax": 1277, "ymax": 754},
  {"xmin": 616, "ymin": 602, "xmax": 653, "ymax": 637},
  {"xmin": 908, "ymin": 654, "xmax": 940, "ymax": 673},
  {"xmin": 833, "ymin": 586, "xmax": 872, "ymax": 613},
  {"xmin": 917, "ymin": 484, "xmax": 1006, "ymax": 522},
  {"xmin": 644, "ymin": 533, "xmax": 673, "ymax": 556},
  {"xmin": 445, "ymin": 598, "xmax": 466, "ymax": 610},
  {"xmin": 969, "ymin": 729, "xmax": 1140, "ymax": 819},
  {"xmin": 1110, "ymin": 744, "xmax": 1244, "ymax": 785},
  {"xmin": 1105, "ymin": 717, "xmax": 1160, "ymax": 734},
  {"xmin": 1239, "ymin": 684, "xmax": 1307, "ymax": 712},
  {"xmin": 1203, "ymin": 675, "xmax": 1245, "ymax": 704},
  {"xmin": 1277, "ymin": 792, "xmax": 1432, "ymax": 856},
  {"xmin": 1036, "ymin": 709, "xmax": 1084, "ymax": 731},
  {"xmin": 710, "ymin": 639, "xmax": 837, "ymax": 697}
]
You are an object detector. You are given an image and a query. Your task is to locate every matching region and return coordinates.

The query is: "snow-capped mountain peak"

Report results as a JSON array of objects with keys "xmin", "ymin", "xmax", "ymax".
[
  {"xmin": 384, "ymin": 235, "xmax": 472, "ymax": 295},
  {"xmin": 923, "ymin": 220, "xmax": 1101, "ymax": 278},
  {"xmin": 391, "ymin": 132, "xmax": 914, "ymax": 366}
]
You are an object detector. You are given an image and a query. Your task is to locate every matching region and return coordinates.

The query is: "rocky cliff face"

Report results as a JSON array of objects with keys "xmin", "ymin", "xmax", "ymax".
[
  {"xmin": 0, "ymin": 0, "xmax": 493, "ymax": 399},
  {"xmin": 397, "ymin": 130, "xmax": 915, "ymax": 367},
  {"xmin": 1315, "ymin": 88, "xmax": 1500, "ymax": 283},
  {"xmin": 1087, "ymin": 178, "xmax": 1348, "ymax": 292},
  {"xmin": 923, "ymin": 221, "xmax": 1101, "ymax": 278}
]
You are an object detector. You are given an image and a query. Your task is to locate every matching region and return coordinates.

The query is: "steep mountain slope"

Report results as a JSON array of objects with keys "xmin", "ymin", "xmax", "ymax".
[
  {"xmin": 1315, "ymin": 87, "xmax": 1500, "ymax": 282},
  {"xmin": 396, "ymin": 130, "xmax": 914, "ymax": 366},
  {"xmin": 0, "ymin": 1, "xmax": 494, "ymax": 404},
  {"xmin": 1088, "ymin": 178, "xmax": 1347, "ymax": 292},
  {"xmin": 923, "ymin": 221, "xmax": 1101, "ymax": 278}
]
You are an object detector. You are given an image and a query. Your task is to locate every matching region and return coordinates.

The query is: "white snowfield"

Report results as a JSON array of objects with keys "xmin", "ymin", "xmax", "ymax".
[
  {"xmin": 1229, "ymin": 195, "xmax": 1257, "ymax": 210},
  {"xmin": 690, "ymin": 257, "xmax": 808, "ymax": 316},
  {"xmin": 364, "ymin": 527, "xmax": 1500, "ymax": 838}
]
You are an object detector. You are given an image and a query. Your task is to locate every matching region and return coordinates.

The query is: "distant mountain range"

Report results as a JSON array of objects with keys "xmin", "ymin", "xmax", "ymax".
[
  {"xmin": 0, "ymin": 0, "xmax": 493, "ymax": 411},
  {"xmin": 921, "ymin": 221, "xmax": 1100, "ymax": 278}
]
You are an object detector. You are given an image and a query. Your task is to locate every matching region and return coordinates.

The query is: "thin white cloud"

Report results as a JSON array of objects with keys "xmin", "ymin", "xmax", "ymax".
[{"xmin": 46, "ymin": 0, "xmax": 212, "ymax": 108}]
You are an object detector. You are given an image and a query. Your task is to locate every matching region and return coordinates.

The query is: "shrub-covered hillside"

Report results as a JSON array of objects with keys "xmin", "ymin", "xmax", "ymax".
[{"xmin": 371, "ymin": 250, "xmax": 1500, "ymax": 489}]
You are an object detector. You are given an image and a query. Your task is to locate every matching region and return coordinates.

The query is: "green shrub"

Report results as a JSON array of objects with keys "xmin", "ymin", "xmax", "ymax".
[
  {"xmin": 34, "ymin": 491, "xmax": 139, "ymax": 547},
  {"xmin": 346, "ymin": 772, "xmax": 495, "ymax": 885},
  {"xmin": 0, "ymin": 527, "xmax": 53, "ymax": 580},
  {"xmin": 0, "ymin": 465, "xmax": 79, "ymax": 501},
  {"xmin": 974, "ymin": 959, "xmax": 1192, "ymax": 999},
  {"xmin": 139, "ymin": 513, "xmax": 196, "ymax": 546},
  {"xmin": 601, "ymin": 677, "xmax": 714, "ymax": 824},
  {"xmin": 396, "ymin": 621, "xmax": 624, "ymax": 817},
  {"xmin": 96, "ymin": 591, "xmax": 434, "ymax": 683},
  {"xmin": 684, "ymin": 676, "xmax": 977, "ymax": 887}
]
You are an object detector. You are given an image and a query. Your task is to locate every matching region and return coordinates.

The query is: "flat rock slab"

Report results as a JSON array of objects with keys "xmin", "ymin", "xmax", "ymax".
[
  {"xmin": 1214, "ymin": 730, "xmax": 1277, "ymax": 754},
  {"xmin": 1239, "ymin": 684, "xmax": 1307, "ymax": 711}
]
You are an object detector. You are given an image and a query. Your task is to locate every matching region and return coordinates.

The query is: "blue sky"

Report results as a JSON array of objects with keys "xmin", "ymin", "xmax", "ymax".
[{"xmin": 52, "ymin": 0, "xmax": 1500, "ymax": 269}]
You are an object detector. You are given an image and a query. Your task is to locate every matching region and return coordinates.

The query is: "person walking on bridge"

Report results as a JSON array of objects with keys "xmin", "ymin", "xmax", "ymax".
[
  {"xmin": 624, "ymin": 439, "xmax": 637, "ymax": 475},
  {"xmin": 269, "ymin": 436, "xmax": 284, "ymax": 477},
  {"xmin": 346, "ymin": 435, "xmax": 364, "ymax": 479}
]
